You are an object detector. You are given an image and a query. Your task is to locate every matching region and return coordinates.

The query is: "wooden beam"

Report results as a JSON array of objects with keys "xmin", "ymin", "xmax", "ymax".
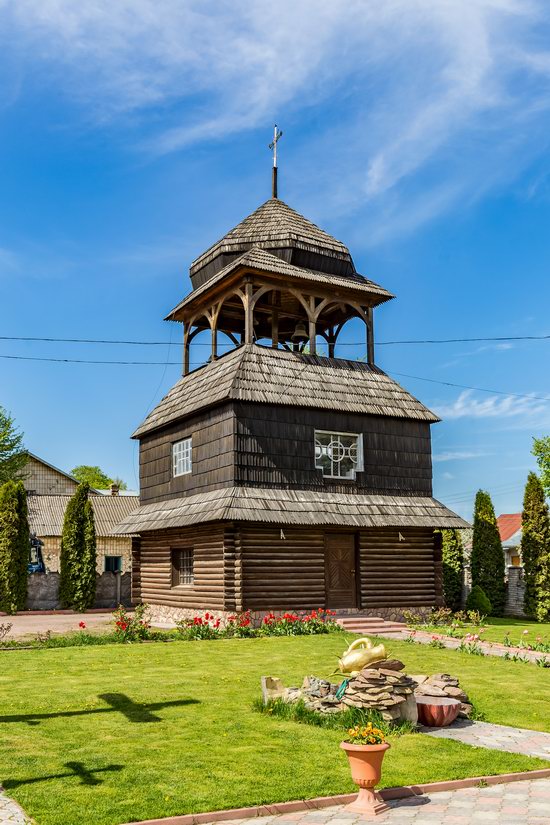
[
  {"xmin": 271, "ymin": 308, "xmax": 279, "ymax": 349},
  {"xmin": 244, "ymin": 281, "xmax": 254, "ymax": 344},
  {"xmin": 367, "ymin": 306, "xmax": 375, "ymax": 366}
]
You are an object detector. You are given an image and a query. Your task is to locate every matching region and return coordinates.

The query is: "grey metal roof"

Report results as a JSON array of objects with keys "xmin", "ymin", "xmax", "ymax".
[
  {"xmin": 27, "ymin": 494, "xmax": 139, "ymax": 537},
  {"xmin": 133, "ymin": 344, "xmax": 439, "ymax": 438},
  {"xmin": 113, "ymin": 488, "xmax": 468, "ymax": 533},
  {"xmin": 167, "ymin": 247, "xmax": 393, "ymax": 320},
  {"xmin": 190, "ymin": 198, "xmax": 352, "ymax": 277}
]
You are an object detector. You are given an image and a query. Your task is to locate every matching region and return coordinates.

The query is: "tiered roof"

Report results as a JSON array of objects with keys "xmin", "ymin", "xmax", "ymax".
[
  {"xmin": 190, "ymin": 198, "xmax": 354, "ymax": 280},
  {"xmin": 114, "ymin": 488, "xmax": 468, "ymax": 533},
  {"xmin": 133, "ymin": 344, "xmax": 439, "ymax": 438}
]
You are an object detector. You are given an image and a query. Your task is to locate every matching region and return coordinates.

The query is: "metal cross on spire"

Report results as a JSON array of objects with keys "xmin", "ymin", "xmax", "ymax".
[{"xmin": 269, "ymin": 124, "xmax": 283, "ymax": 198}]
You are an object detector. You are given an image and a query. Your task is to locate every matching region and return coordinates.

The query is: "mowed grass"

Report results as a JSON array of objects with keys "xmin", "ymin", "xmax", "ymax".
[{"xmin": 1, "ymin": 635, "xmax": 549, "ymax": 825}]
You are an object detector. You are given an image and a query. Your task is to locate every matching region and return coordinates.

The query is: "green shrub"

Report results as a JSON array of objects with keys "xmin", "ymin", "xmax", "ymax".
[
  {"xmin": 440, "ymin": 529, "xmax": 464, "ymax": 611},
  {"xmin": 521, "ymin": 472, "xmax": 550, "ymax": 621},
  {"xmin": 0, "ymin": 480, "xmax": 29, "ymax": 614},
  {"xmin": 470, "ymin": 490, "xmax": 505, "ymax": 615},
  {"xmin": 466, "ymin": 585, "xmax": 492, "ymax": 616},
  {"xmin": 59, "ymin": 483, "xmax": 97, "ymax": 611}
]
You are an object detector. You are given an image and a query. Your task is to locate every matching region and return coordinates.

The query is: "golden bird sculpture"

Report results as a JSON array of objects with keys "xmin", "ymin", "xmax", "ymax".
[{"xmin": 338, "ymin": 637, "xmax": 387, "ymax": 677}]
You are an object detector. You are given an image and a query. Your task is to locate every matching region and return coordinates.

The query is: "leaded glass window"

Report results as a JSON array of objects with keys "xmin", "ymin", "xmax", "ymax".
[{"xmin": 314, "ymin": 430, "xmax": 363, "ymax": 479}]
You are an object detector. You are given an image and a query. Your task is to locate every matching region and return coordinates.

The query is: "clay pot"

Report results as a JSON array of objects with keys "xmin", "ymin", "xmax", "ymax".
[
  {"xmin": 416, "ymin": 695, "xmax": 461, "ymax": 727},
  {"xmin": 340, "ymin": 741, "xmax": 390, "ymax": 816}
]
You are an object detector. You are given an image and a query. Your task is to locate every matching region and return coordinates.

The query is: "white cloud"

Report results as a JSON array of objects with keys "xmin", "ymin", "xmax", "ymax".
[
  {"xmin": 2, "ymin": 1, "xmax": 550, "ymax": 238},
  {"xmin": 433, "ymin": 448, "xmax": 489, "ymax": 462},
  {"xmin": 434, "ymin": 389, "xmax": 548, "ymax": 420}
]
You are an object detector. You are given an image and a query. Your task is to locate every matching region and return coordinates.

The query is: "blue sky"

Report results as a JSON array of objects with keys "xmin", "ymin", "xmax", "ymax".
[{"xmin": 1, "ymin": 1, "xmax": 550, "ymax": 518}]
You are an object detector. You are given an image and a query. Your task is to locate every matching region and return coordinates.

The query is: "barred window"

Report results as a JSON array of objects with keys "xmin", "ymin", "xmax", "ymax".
[
  {"xmin": 172, "ymin": 437, "xmax": 192, "ymax": 477},
  {"xmin": 315, "ymin": 430, "xmax": 363, "ymax": 479},
  {"xmin": 171, "ymin": 548, "xmax": 194, "ymax": 587}
]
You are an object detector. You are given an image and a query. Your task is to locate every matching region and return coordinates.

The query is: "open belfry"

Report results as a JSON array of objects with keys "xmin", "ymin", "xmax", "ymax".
[{"xmin": 116, "ymin": 137, "xmax": 466, "ymax": 622}]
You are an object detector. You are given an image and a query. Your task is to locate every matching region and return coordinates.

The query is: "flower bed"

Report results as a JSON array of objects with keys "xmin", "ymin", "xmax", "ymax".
[{"xmin": 176, "ymin": 608, "xmax": 342, "ymax": 640}]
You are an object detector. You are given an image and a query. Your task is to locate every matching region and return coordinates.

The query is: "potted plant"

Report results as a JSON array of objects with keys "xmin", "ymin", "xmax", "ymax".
[{"xmin": 340, "ymin": 723, "xmax": 390, "ymax": 816}]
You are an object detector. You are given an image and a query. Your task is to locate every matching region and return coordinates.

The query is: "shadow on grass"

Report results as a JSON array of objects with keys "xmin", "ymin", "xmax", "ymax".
[
  {"xmin": 3, "ymin": 762, "xmax": 124, "ymax": 789},
  {"xmin": 0, "ymin": 693, "xmax": 199, "ymax": 726}
]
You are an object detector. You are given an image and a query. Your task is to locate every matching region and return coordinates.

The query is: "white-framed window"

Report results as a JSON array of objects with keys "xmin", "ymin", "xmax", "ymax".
[
  {"xmin": 172, "ymin": 437, "xmax": 192, "ymax": 477},
  {"xmin": 314, "ymin": 430, "xmax": 364, "ymax": 479}
]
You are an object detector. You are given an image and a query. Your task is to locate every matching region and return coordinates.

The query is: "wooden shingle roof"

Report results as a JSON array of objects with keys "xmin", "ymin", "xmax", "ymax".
[
  {"xmin": 114, "ymin": 488, "xmax": 468, "ymax": 533},
  {"xmin": 27, "ymin": 494, "xmax": 139, "ymax": 537},
  {"xmin": 190, "ymin": 198, "xmax": 352, "ymax": 278},
  {"xmin": 133, "ymin": 344, "xmax": 439, "ymax": 438},
  {"xmin": 167, "ymin": 247, "xmax": 393, "ymax": 321}
]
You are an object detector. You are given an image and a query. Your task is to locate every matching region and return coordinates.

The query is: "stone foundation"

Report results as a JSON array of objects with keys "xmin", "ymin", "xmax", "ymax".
[{"xmin": 147, "ymin": 604, "xmax": 432, "ymax": 625}]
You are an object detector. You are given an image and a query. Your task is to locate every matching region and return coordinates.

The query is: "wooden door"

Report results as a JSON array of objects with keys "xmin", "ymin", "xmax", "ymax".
[{"xmin": 325, "ymin": 533, "xmax": 357, "ymax": 609}]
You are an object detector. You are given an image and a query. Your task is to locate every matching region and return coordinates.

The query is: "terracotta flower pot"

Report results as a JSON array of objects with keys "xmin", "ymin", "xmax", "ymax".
[
  {"xmin": 340, "ymin": 741, "xmax": 390, "ymax": 816},
  {"xmin": 416, "ymin": 696, "xmax": 461, "ymax": 727}
]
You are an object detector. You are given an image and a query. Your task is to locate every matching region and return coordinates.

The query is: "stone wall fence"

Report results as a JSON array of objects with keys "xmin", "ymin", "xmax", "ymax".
[{"xmin": 25, "ymin": 572, "xmax": 131, "ymax": 611}]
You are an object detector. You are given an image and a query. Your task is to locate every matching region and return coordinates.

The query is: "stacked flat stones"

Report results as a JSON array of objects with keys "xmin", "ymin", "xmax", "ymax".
[
  {"xmin": 341, "ymin": 659, "xmax": 417, "ymax": 723},
  {"xmin": 411, "ymin": 673, "xmax": 472, "ymax": 718}
]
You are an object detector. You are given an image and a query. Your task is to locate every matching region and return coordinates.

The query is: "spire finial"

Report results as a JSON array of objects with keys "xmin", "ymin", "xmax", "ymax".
[{"xmin": 269, "ymin": 124, "xmax": 283, "ymax": 198}]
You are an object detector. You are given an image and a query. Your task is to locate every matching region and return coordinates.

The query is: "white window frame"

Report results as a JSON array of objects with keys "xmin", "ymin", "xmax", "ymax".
[
  {"xmin": 172, "ymin": 437, "xmax": 192, "ymax": 477},
  {"xmin": 314, "ymin": 430, "xmax": 364, "ymax": 479}
]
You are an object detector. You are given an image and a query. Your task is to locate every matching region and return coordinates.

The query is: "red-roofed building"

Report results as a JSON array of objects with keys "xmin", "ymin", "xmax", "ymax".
[{"xmin": 497, "ymin": 513, "xmax": 522, "ymax": 567}]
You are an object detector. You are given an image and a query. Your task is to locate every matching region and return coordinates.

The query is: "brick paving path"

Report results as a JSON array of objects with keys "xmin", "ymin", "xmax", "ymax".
[
  {"xmin": 206, "ymin": 779, "xmax": 550, "ymax": 825},
  {"xmin": 422, "ymin": 718, "xmax": 550, "ymax": 761},
  {"xmin": 0, "ymin": 791, "xmax": 30, "ymax": 825}
]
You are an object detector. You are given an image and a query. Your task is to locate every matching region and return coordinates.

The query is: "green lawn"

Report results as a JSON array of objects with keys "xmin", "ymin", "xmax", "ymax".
[
  {"xmin": 413, "ymin": 617, "xmax": 550, "ymax": 646},
  {"xmin": 1, "ymin": 635, "xmax": 549, "ymax": 825}
]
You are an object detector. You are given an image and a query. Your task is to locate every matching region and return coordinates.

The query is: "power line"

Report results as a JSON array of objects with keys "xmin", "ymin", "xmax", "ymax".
[
  {"xmin": 2, "ymin": 351, "xmax": 550, "ymax": 408},
  {"xmin": 389, "ymin": 371, "xmax": 550, "ymax": 404},
  {"xmin": 0, "ymin": 333, "xmax": 549, "ymax": 347}
]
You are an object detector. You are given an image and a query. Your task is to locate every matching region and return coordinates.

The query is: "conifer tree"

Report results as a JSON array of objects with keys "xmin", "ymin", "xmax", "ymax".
[
  {"xmin": 0, "ymin": 480, "xmax": 29, "ymax": 613},
  {"xmin": 470, "ymin": 490, "xmax": 505, "ymax": 616},
  {"xmin": 521, "ymin": 472, "xmax": 550, "ymax": 621},
  {"xmin": 59, "ymin": 483, "xmax": 97, "ymax": 611},
  {"xmin": 441, "ymin": 529, "xmax": 464, "ymax": 611}
]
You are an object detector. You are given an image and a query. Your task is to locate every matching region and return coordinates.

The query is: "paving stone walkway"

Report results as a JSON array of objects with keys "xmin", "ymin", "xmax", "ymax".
[
  {"xmin": 0, "ymin": 791, "xmax": 30, "ymax": 825},
  {"xmin": 421, "ymin": 718, "xmax": 550, "ymax": 761},
  {"xmin": 207, "ymin": 779, "xmax": 550, "ymax": 825}
]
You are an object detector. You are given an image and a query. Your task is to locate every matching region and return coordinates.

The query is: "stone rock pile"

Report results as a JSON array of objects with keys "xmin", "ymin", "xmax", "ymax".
[
  {"xmin": 411, "ymin": 673, "xmax": 472, "ymax": 718},
  {"xmin": 340, "ymin": 659, "xmax": 418, "ymax": 723},
  {"xmin": 260, "ymin": 666, "xmax": 472, "ymax": 726}
]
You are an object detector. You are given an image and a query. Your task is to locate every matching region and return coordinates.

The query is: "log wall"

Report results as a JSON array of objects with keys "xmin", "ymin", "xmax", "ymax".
[
  {"xmin": 359, "ymin": 528, "xmax": 438, "ymax": 608},
  {"xmin": 239, "ymin": 525, "xmax": 326, "ymax": 611},
  {"xmin": 138, "ymin": 524, "xmax": 227, "ymax": 610},
  {"xmin": 136, "ymin": 524, "xmax": 439, "ymax": 614}
]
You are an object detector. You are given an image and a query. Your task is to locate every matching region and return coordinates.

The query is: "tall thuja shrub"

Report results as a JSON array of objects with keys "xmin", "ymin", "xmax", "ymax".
[
  {"xmin": 440, "ymin": 529, "xmax": 464, "ymax": 611},
  {"xmin": 521, "ymin": 472, "xmax": 550, "ymax": 621},
  {"xmin": 59, "ymin": 483, "xmax": 97, "ymax": 611},
  {"xmin": 0, "ymin": 480, "xmax": 29, "ymax": 613},
  {"xmin": 470, "ymin": 490, "xmax": 505, "ymax": 616}
]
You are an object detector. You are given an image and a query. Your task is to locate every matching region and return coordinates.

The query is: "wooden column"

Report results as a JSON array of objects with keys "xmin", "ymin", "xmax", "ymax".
[
  {"xmin": 308, "ymin": 296, "xmax": 316, "ymax": 355},
  {"xmin": 183, "ymin": 323, "xmax": 190, "ymax": 375},
  {"xmin": 366, "ymin": 306, "xmax": 375, "ymax": 366},
  {"xmin": 244, "ymin": 282, "xmax": 254, "ymax": 344},
  {"xmin": 271, "ymin": 309, "xmax": 279, "ymax": 349}
]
